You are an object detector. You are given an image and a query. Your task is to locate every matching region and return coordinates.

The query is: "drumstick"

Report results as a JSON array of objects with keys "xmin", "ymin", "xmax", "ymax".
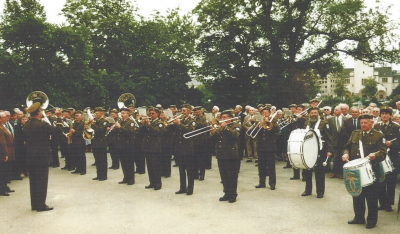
[{"xmin": 322, "ymin": 157, "xmax": 329, "ymax": 167}]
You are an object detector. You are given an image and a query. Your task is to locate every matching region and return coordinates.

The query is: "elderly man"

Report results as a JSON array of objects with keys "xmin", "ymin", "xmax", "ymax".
[
  {"xmin": 341, "ymin": 103, "xmax": 351, "ymax": 118},
  {"xmin": 212, "ymin": 106, "xmax": 219, "ymax": 118},
  {"xmin": 342, "ymin": 114, "xmax": 386, "ymax": 229},
  {"xmin": 326, "ymin": 106, "xmax": 346, "ymax": 179},
  {"xmin": 243, "ymin": 107, "xmax": 258, "ymax": 162},
  {"xmin": 372, "ymin": 108, "xmax": 381, "ymax": 124},
  {"xmin": 0, "ymin": 111, "xmax": 15, "ymax": 196}
]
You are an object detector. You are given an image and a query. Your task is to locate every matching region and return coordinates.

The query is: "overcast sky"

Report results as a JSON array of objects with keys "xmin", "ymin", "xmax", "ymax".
[{"xmin": 0, "ymin": 0, "xmax": 399, "ymax": 69}]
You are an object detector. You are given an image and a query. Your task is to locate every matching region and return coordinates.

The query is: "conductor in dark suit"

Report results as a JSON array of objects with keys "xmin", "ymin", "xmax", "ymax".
[{"xmin": 24, "ymin": 99, "xmax": 62, "ymax": 211}]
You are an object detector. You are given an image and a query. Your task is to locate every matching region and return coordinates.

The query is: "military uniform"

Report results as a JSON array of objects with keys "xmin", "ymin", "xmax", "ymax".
[
  {"xmin": 160, "ymin": 119, "xmax": 173, "ymax": 177},
  {"xmin": 70, "ymin": 119, "xmax": 86, "ymax": 174},
  {"xmin": 115, "ymin": 117, "xmax": 135, "ymax": 185},
  {"xmin": 60, "ymin": 117, "xmax": 73, "ymax": 170},
  {"xmin": 48, "ymin": 114, "xmax": 60, "ymax": 167},
  {"xmin": 91, "ymin": 116, "xmax": 108, "ymax": 181},
  {"xmin": 291, "ymin": 114, "xmax": 308, "ymax": 179},
  {"xmin": 373, "ymin": 120, "xmax": 400, "ymax": 210},
  {"xmin": 132, "ymin": 116, "xmax": 145, "ymax": 174},
  {"xmin": 107, "ymin": 116, "xmax": 120, "ymax": 169},
  {"xmin": 256, "ymin": 118, "xmax": 279, "ymax": 189},
  {"xmin": 168, "ymin": 115, "xmax": 195, "ymax": 194},
  {"xmin": 211, "ymin": 120, "xmax": 240, "ymax": 202},
  {"xmin": 343, "ymin": 127, "xmax": 386, "ymax": 227},
  {"xmin": 192, "ymin": 114, "xmax": 208, "ymax": 180},
  {"xmin": 141, "ymin": 118, "xmax": 166, "ymax": 189}
]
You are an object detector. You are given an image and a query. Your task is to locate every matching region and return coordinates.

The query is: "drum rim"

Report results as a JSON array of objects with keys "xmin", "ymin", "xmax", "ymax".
[{"xmin": 288, "ymin": 128, "xmax": 319, "ymax": 170}]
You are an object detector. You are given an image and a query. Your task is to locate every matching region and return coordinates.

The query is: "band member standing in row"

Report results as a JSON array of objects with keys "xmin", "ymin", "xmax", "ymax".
[
  {"xmin": 210, "ymin": 110, "xmax": 240, "ymax": 203},
  {"xmin": 192, "ymin": 106, "xmax": 208, "ymax": 181},
  {"xmin": 107, "ymin": 109, "xmax": 120, "ymax": 170},
  {"xmin": 169, "ymin": 104, "xmax": 195, "ymax": 195},
  {"xmin": 60, "ymin": 109, "xmax": 73, "ymax": 171},
  {"xmin": 291, "ymin": 104, "xmax": 307, "ymax": 180},
  {"xmin": 243, "ymin": 108, "xmax": 257, "ymax": 162},
  {"xmin": 141, "ymin": 107, "xmax": 166, "ymax": 190},
  {"xmin": 90, "ymin": 107, "xmax": 108, "ymax": 181},
  {"xmin": 46, "ymin": 109, "xmax": 60, "ymax": 168},
  {"xmin": 342, "ymin": 114, "xmax": 386, "ymax": 229},
  {"xmin": 114, "ymin": 107, "xmax": 135, "ymax": 185},
  {"xmin": 24, "ymin": 99, "xmax": 63, "ymax": 211},
  {"xmin": 373, "ymin": 107, "xmax": 400, "ymax": 212},
  {"xmin": 302, "ymin": 106, "xmax": 330, "ymax": 198},
  {"xmin": 69, "ymin": 111, "xmax": 86, "ymax": 175},
  {"xmin": 159, "ymin": 112, "xmax": 172, "ymax": 178},
  {"xmin": 255, "ymin": 107, "xmax": 279, "ymax": 190}
]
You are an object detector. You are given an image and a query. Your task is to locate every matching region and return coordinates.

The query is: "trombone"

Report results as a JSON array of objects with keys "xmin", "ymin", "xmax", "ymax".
[
  {"xmin": 245, "ymin": 115, "xmax": 262, "ymax": 136},
  {"xmin": 250, "ymin": 111, "xmax": 278, "ymax": 138},
  {"xmin": 183, "ymin": 117, "xmax": 239, "ymax": 139}
]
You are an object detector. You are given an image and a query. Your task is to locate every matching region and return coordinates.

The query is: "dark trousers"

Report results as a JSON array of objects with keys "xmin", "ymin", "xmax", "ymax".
[
  {"xmin": 134, "ymin": 149, "xmax": 145, "ymax": 174},
  {"xmin": 50, "ymin": 140, "xmax": 59, "ymax": 166},
  {"xmin": 332, "ymin": 147, "xmax": 344, "ymax": 175},
  {"xmin": 60, "ymin": 143, "xmax": 72, "ymax": 169},
  {"xmin": 378, "ymin": 171, "xmax": 398, "ymax": 207},
  {"xmin": 303, "ymin": 162, "xmax": 325, "ymax": 195},
  {"xmin": 93, "ymin": 147, "xmax": 107, "ymax": 180},
  {"xmin": 353, "ymin": 182, "xmax": 379, "ymax": 225},
  {"xmin": 145, "ymin": 152, "xmax": 161, "ymax": 186},
  {"xmin": 160, "ymin": 149, "xmax": 172, "ymax": 177},
  {"xmin": 257, "ymin": 151, "xmax": 276, "ymax": 186},
  {"xmin": 119, "ymin": 147, "xmax": 135, "ymax": 183},
  {"xmin": 194, "ymin": 145, "xmax": 207, "ymax": 178},
  {"xmin": 0, "ymin": 163, "xmax": 8, "ymax": 192},
  {"xmin": 179, "ymin": 165, "xmax": 194, "ymax": 191},
  {"xmin": 218, "ymin": 159, "xmax": 239, "ymax": 198},
  {"xmin": 28, "ymin": 164, "xmax": 49, "ymax": 209},
  {"xmin": 109, "ymin": 146, "xmax": 120, "ymax": 169},
  {"xmin": 72, "ymin": 145, "xmax": 86, "ymax": 173}
]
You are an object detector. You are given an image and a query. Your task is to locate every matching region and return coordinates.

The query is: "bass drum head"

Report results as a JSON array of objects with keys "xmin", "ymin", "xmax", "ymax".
[{"xmin": 302, "ymin": 130, "xmax": 319, "ymax": 169}]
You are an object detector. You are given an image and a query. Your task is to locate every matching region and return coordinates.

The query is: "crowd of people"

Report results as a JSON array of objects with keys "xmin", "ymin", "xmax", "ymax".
[{"xmin": 1, "ymin": 98, "xmax": 400, "ymax": 229}]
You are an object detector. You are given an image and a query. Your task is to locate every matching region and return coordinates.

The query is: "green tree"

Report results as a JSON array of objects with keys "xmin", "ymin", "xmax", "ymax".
[
  {"xmin": 333, "ymin": 76, "xmax": 349, "ymax": 99},
  {"xmin": 363, "ymin": 78, "xmax": 379, "ymax": 100},
  {"xmin": 193, "ymin": 0, "xmax": 400, "ymax": 108}
]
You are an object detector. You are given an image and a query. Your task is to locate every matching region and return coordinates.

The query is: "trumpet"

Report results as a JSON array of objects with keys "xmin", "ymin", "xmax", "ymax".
[
  {"xmin": 167, "ymin": 114, "xmax": 183, "ymax": 123},
  {"xmin": 183, "ymin": 117, "xmax": 239, "ymax": 139}
]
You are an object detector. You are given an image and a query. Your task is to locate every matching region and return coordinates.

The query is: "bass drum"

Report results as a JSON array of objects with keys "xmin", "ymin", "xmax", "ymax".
[{"xmin": 287, "ymin": 129, "xmax": 319, "ymax": 170}]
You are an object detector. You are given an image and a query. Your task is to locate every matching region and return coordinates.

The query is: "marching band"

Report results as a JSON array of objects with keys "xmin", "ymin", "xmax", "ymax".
[{"xmin": 1, "ymin": 92, "xmax": 400, "ymax": 229}]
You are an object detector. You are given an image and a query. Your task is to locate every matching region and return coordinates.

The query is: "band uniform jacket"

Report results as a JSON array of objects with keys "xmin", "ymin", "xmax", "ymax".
[
  {"xmin": 256, "ymin": 119, "xmax": 279, "ymax": 152},
  {"xmin": 0, "ymin": 125, "xmax": 15, "ymax": 161},
  {"xmin": 106, "ymin": 117, "xmax": 119, "ymax": 148},
  {"xmin": 61, "ymin": 118, "xmax": 73, "ymax": 145},
  {"xmin": 343, "ymin": 129, "xmax": 387, "ymax": 178},
  {"xmin": 112, "ymin": 118, "xmax": 135, "ymax": 149},
  {"xmin": 141, "ymin": 118, "xmax": 166, "ymax": 153},
  {"xmin": 167, "ymin": 116, "xmax": 195, "ymax": 164},
  {"xmin": 24, "ymin": 118, "xmax": 62, "ymax": 166},
  {"xmin": 71, "ymin": 120, "xmax": 86, "ymax": 147},
  {"xmin": 373, "ymin": 121, "xmax": 400, "ymax": 167},
  {"xmin": 91, "ymin": 117, "xmax": 108, "ymax": 148},
  {"xmin": 192, "ymin": 115, "xmax": 208, "ymax": 147},
  {"xmin": 211, "ymin": 123, "xmax": 240, "ymax": 159}
]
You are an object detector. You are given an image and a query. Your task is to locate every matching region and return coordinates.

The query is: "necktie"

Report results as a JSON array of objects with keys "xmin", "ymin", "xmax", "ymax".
[
  {"xmin": 6, "ymin": 122, "xmax": 14, "ymax": 137},
  {"xmin": 353, "ymin": 119, "xmax": 356, "ymax": 128},
  {"xmin": 384, "ymin": 123, "xmax": 387, "ymax": 129},
  {"xmin": 336, "ymin": 117, "xmax": 340, "ymax": 131}
]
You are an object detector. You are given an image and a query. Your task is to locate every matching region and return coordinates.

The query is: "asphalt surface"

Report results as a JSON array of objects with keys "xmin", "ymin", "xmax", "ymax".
[{"xmin": 1, "ymin": 153, "xmax": 399, "ymax": 234}]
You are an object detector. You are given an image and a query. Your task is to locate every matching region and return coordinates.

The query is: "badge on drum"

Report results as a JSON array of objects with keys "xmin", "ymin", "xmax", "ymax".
[
  {"xmin": 192, "ymin": 122, "xmax": 196, "ymax": 126},
  {"xmin": 103, "ymin": 122, "xmax": 107, "ymax": 126},
  {"xmin": 159, "ymin": 124, "xmax": 163, "ymax": 128},
  {"xmin": 343, "ymin": 169, "xmax": 362, "ymax": 197}
]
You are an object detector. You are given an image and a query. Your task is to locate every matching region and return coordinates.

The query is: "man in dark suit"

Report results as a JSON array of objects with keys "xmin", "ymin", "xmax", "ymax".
[
  {"xmin": 0, "ymin": 111, "xmax": 15, "ymax": 196},
  {"xmin": 326, "ymin": 106, "xmax": 346, "ymax": 179},
  {"xmin": 342, "ymin": 114, "xmax": 387, "ymax": 229},
  {"xmin": 373, "ymin": 107, "xmax": 400, "ymax": 212},
  {"xmin": 342, "ymin": 107, "xmax": 361, "ymax": 139},
  {"xmin": 210, "ymin": 110, "xmax": 240, "ymax": 203},
  {"xmin": 24, "ymin": 100, "xmax": 62, "ymax": 211}
]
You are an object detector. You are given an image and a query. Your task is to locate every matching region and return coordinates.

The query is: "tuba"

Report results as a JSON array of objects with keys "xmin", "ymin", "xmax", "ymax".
[
  {"xmin": 26, "ymin": 91, "xmax": 52, "ymax": 125},
  {"xmin": 83, "ymin": 107, "xmax": 95, "ymax": 140},
  {"xmin": 117, "ymin": 93, "xmax": 139, "ymax": 128}
]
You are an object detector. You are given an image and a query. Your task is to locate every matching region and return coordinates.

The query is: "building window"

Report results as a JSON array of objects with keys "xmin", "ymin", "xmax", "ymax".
[
  {"xmin": 382, "ymin": 78, "xmax": 388, "ymax": 83},
  {"xmin": 362, "ymin": 79, "xmax": 365, "ymax": 85},
  {"xmin": 379, "ymin": 95, "xmax": 384, "ymax": 100},
  {"xmin": 394, "ymin": 78, "xmax": 399, "ymax": 83},
  {"xmin": 345, "ymin": 79, "xmax": 350, "ymax": 83}
]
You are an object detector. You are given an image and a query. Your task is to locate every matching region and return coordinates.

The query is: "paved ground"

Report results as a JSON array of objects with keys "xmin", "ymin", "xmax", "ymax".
[{"xmin": 1, "ymin": 153, "xmax": 399, "ymax": 234}]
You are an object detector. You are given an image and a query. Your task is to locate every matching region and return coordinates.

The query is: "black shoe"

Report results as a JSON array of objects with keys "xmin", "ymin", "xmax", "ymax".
[
  {"xmin": 145, "ymin": 184, "xmax": 155, "ymax": 189},
  {"xmin": 186, "ymin": 190, "xmax": 193, "ymax": 195},
  {"xmin": 255, "ymin": 184, "xmax": 266, "ymax": 188},
  {"xmin": 52, "ymin": 164, "xmax": 60, "ymax": 168},
  {"xmin": 199, "ymin": 176, "xmax": 204, "ymax": 181},
  {"xmin": 366, "ymin": 223, "xmax": 376, "ymax": 229},
  {"xmin": 317, "ymin": 194, "xmax": 323, "ymax": 198},
  {"xmin": 92, "ymin": 177, "xmax": 99, "ymax": 180},
  {"xmin": 301, "ymin": 192, "xmax": 311, "ymax": 196},
  {"xmin": 255, "ymin": 164, "xmax": 258, "ymax": 167},
  {"xmin": 175, "ymin": 189, "xmax": 187, "ymax": 194},
  {"xmin": 37, "ymin": 206, "xmax": 53, "ymax": 212},
  {"xmin": 283, "ymin": 165, "xmax": 292, "ymax": 169},
  {"xmin": 154, "ymin": 186, "xmax": 161, "ymax": 190},
  {"xmin": 12, "ymin": 176, "xmax": 23, "ymax": 180},
  {"xmin": 68, "ymin": 168, "xmax": 74, "ymax": 171},
  {"xmin": 348, "ymin": 219, "xmax": 365, "ymax": 224},
  {"xmin": 173, "ymin": 165, "xmax": 179, "ymax": 167},
  {"xmin": 7, "ymin": 189, "xmax": 15, "ymax": 193},
  {"xmin": 164, "ymin": 175, "xmax": 170, "ymax": 178},
  {"xmin": 80, "ymin": 173, "xmax": 86, "ymax": 175},
  {"xmin": 0, "ymin": 192, "xmax": 9, "ymax": 196},
  {"xmin": 71, "ymin": 171, "xmax": 80, "ymax": 174},
  {"xmin": 99, "ymin": 179, "xmax": 106, "ymax": 181},
  {"xmin": 61, "ymin": 167, "xmax": 68, "ymax": 170},
  {"xmin": 302, "ymin": 178, "xmax": 306, "ymax": 181},
  {"xmin": 290, "ymin": 177, "xmax": 300, "ymax": 180},
  {"xmin": 270, "ymin": 185, "xmax": 275, "ymax": 190},
  {"xmin": 91, "ymin": 163, "xmax": 96, "ymax": 166},
  {"xmin": 119, "ymin": 181, "xmax": 128, "ymax": 184},
  {"xmin": 127, "ymin": 182, "xmax": 134, "ymax": 185},
  {"xmin": 255, "ymin": 159, "xmax": 258, "ymax": 163},
  {"xmin": 246, "ymin": 159, "xmax": 252, "ymax": 162},
  {"xmin": 219, "ymin": 196, "xmax": 229, "ymax": 201},
  {"xmin": 228, "ymin": 197, "xmax": 236, "ymax": 203},
  {"xmin": 385, "ymin": 205, "xmax": 393, "ymax": 212},
  {"xmin": 108, "ymin": 166, "xmax": 114, "ymax": 169}
]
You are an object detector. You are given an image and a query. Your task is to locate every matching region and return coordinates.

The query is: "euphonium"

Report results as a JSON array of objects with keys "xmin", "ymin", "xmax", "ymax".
[{"xmin": 83, "ymin": 108, "xmax": 95, "ymax": 140}]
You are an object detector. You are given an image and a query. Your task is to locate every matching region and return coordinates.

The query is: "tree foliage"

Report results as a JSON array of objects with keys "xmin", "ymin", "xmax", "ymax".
[{"xmin": 363, "ymin": 78, "xmax": 379, "ymax": 99}]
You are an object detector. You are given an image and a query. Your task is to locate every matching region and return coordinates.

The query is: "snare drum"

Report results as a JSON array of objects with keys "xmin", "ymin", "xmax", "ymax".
[
  {"xmin": 380, "ymin": 155, "xmax": 394, "ymax": 174},
  {"xmin": 343, "ymin": 158, "xmax": 376, "ymax": 188},
  {"xmin": 287, "ymin": 129, "xmax": 319, "ymax": 170}
]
